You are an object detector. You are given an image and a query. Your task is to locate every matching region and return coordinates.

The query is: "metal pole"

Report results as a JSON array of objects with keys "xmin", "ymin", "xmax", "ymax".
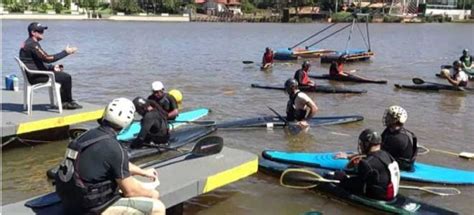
[
  {"xmin": 366, "ymin": 14, "xmax": 371, "ymax": 51},
  {"xmin": 344, "ymin": 19, "xmax": 356, "ymax": 54},
  {"xmin": 335, "ymin": 0, "xmax": 338, "ymax": 13}
]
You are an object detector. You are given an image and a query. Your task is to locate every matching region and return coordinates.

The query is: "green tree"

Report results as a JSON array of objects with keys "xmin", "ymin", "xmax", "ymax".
[
  {"xmin": 113, "ymin": 0, "xmax": 140, "ymax": 14},
  {"xmin": 241, "ymin": 0, "xmax": 256, "ymax": 13}
]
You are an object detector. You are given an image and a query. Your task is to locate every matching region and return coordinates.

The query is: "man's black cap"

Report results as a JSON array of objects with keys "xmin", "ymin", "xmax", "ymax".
[{"xmin": 28, "ymin": 22, "xmax": 48, "ymax": 33}]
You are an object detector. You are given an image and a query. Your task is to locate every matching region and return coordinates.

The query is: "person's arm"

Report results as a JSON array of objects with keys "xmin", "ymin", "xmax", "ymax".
[
  {"xmin": 116, "ymin": 177, "xmax": 159, "ymax": 199},
  {"xmin": 167, "ymin": 95, "xmax": 179, "ymax": 119},
  {"xmin": 31, "ymin": 43, "xmax": 74, "ymax": 63},
  {"xmin": 444, "ymin": 73, "xmax": 463, "ymax": 86}
]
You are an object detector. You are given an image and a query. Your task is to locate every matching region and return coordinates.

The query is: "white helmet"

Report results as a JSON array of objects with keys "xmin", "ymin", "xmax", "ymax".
[
  {"xmin": 383, "ymin": 105, "xmax": 408, "ymax": 126},
  {"xmin": 103, "ymin": 98, "xmax": 136, "ymax": 129},
  {"xmin": 152, "ymin": 81, "xmax": 164, "ymax": 91}
]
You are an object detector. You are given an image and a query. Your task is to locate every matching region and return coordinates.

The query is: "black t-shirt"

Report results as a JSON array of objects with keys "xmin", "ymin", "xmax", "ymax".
[
  {"xmin": 148, "ymin": 93, "xmax": 178, "ymax": 117},
  {"xmin": 381, "ymin": 127, "xmax": 414, "ymax": 165},
  {"xmin": 76, "ymin": 126, "xmax": 130, "ymax": 185}
]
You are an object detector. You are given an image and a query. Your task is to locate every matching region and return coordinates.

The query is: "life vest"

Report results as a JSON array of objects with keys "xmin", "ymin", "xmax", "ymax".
[
  {"xmin": 263, "ymin": 52, "xmax": 273, "ymax": 64},
  {"xmin": 368, "ymin": 153, "xmax": 400, "ymax": 201},
  {"xmin": 55, "ymin": 129, "xmax": 121, "ymax": 214},
  {"xmin": 294, "ymin": 69, "xmax": 311, "ymax": 86},
  {"xmin": 286, "ymin": 91, "xmax": 308, "ymax": 121},
  {"xmin": 329, "ymin": 62, "xmax": 344, "ymax": 76},
  {"xmin": 397, "ymin": 128, "xmax": 418, "ymax": 172}
]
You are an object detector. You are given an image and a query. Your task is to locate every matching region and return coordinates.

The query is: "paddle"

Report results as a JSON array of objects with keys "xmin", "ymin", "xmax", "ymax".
[
  {"xmin": 267, "ymin": 106, "xmax": 303, "ymax": 134},
  {"xmin": 280, "ymin": 168, "xmax": 461, "ymax": 196},
  {"xmin": 27, "ymin": 136, "xmax": 224, "ymax": 209},
  {"xmin": 171, "ymin": 120, "xmax": 216, "ymax": 125},
  {"xmin": 243, "ymin": 61, "xmax": 254, "ymax": 64},
  {"xmin": 412, "ymin": 78, "xmax": 444, "ymax": 86},
  {"xmin": 140, "ymin": 135, "xmax": 224, "ymax": 169},
  {"xmin": 266, "ymin": 106, "xmax": 288, "ymax": 126},
  {"xmin": 418, "ymin": 144, "xmax": 474, "ymax": 159}
]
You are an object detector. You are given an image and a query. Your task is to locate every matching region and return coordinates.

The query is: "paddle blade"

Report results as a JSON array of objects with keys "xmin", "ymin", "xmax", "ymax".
[
  {"xmin": 192, "ymin": 136, "xmax": 224, "ymax": 157},
  {"xmin": 68, "ymin": 128, "xmax": 88, "ymax": 140},
  {"xmin": 280, "ymin": 168, "xmax": 339, "ymax": 189},
  {"xmin": 243, "ymin": 61, "xmax": 254, "ymax": 64},
  {"xmin": 412, "ymin": 78, "xmax": 425, "ymax": 85}
]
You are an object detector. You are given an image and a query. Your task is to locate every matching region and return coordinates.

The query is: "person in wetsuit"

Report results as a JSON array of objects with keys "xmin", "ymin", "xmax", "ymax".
[
  {"xmin": 460, "ymin": 49, "xmax": 473, "ymax": 70},
  {"xmin": 440, "ymin": 60, "xmax": 469, "ymax": 87},
  {"xmin": 55, "ymin": 98, "xmax": 165, "ymax": 215},
  {"xmin": 261, "ymin": 47, "xmax": 274, "ymax": 70},
  {"xmin": 294, "ymin": 61, "xmax": 315, "ymax": 87},
  {"xmin": 381, "ymin": 105, "xmax": 418, "ymax": 171},
  {"xmin": 334, "ymin": 129, "xmax": 400, "ymax": 201},
  {"xmin": 285, "ymin": 78, "xmax": 318, "ymax": 130},
  {"xmin": 148, "ymin": 81, "xmax": 179, "ymax": 120},
  {"xmin": 19, "ymin": 22, "xmax": 81, "ymax": 110},
  {"xmin": 132, "ymin": 97, "xmax": 170, "ymax": 148}
]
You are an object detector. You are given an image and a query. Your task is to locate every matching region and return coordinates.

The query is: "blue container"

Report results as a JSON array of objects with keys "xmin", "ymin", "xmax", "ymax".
[{"xmin": 5, "ymin": 75, "xmax": 15, "ymax": 90}]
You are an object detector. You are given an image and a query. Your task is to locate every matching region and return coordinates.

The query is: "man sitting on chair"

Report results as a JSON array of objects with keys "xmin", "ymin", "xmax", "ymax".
[{"xmin": 19, "ymin": 22, "xmax": 81, "ymax": 110}]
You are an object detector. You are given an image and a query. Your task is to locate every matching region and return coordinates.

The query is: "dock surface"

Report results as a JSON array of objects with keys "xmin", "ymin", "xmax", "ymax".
[
  {"xmin": 1, "ymin": 90, "xmax": 103, "ymax": 137},
  {"xmin": 2, "ymin": 146, "xmax": 258, "ymax": 214}
]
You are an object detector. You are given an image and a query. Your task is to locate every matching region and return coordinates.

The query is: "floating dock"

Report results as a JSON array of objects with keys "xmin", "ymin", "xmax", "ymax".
[
  {"xmin": 2, "ymin": 146, "xmax": 258, "ymax": 214},
  {"xmin": 1, "ymin": 90, "xmax": 103, "ymax": 137}
]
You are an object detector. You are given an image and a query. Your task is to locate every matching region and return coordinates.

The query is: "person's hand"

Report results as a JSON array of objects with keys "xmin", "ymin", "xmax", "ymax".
[
  {"xmin": 297, "ymin": 120, "xmax": 309, "ymax": 129},
  {"xmin": 335, "ymin": 152, "xmax": 349, "ymax": 159},
  {"xmin": 65, "ymin": 44, "xmax": 78, "ymax": 54},
  {"xmin": 346, "ymin": 155, "xmax": 364, "ymax": 168},
  {"xmin": 53, "ymin": 64, "xmax": 63, "ymax": 72},
  {"xmin": 142, "ymin": 168, "xmax": 158, "ymax": 180},
  {"xmin": 151, "ymin": 190, "xmax": 160, "ymax": 200}
]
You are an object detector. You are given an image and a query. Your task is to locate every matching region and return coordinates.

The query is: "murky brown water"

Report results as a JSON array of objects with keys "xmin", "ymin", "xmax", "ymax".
[{"xmin": 2, "ymin": 20, "xmax": 473, "ymax": 214}]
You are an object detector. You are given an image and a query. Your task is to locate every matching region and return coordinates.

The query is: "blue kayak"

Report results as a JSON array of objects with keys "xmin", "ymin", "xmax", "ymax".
[
  {"xmin": 262, "ymin": 150, "xmax": 474, "ymax": 185},
  {"xmin": 117, "ymin": 108, "xmax": 210, "ymax": 141}
]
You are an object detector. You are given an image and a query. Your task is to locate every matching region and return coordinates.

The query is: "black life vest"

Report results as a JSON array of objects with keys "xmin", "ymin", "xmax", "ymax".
[
  {"xmin": 397, "ymin": 128, "xmax": 418, "ymax": 172},
  {"xmin": 365, "ymin": 152, "xmax": 400, "ymax": 201},
  {"xmin": 55, "ymin": 129, "xmax": 120, "ymax": 214},
  {"xmin": 286, "ymin": 91, "xmax": 308, "ymax": 121}
]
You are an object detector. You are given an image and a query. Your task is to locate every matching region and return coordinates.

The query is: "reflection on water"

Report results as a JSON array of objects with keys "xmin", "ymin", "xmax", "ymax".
[{"xmin": 2, "ymin": 21, "xmax": 474, "ymax": 214}]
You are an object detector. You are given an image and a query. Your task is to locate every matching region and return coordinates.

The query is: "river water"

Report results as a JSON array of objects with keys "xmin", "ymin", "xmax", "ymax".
[{"xmin": 2, "ymin": 20, "xmax": 473, "ymax": 214}]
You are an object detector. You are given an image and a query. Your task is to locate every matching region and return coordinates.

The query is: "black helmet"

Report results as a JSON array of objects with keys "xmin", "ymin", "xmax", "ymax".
[
  {"xmin": 358, "ymin": 129, "xmax": 381, "ymax": 154},
  {"xmin": 133, "ymin": 96, "xmax": 149, "ymax": 116},
  {"xmin": 463, "ymin": 49, "xmax": 469, "ymax": 54},
  {"xmin": 284, "ymin": 78, "xmax": 298, "ymax": 91},
  {"xmin": 302, "ymin": 61, "xmax": 311, "ymax": 69},
  {"xmin": 453, "ymin": 60, "xmax": 462, "ymax": 68}
]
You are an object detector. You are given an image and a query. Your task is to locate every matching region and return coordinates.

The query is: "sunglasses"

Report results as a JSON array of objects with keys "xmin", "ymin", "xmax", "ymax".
[{"xmin": 35, "ymin": 30, "xmax": 44, "ymax": 34}]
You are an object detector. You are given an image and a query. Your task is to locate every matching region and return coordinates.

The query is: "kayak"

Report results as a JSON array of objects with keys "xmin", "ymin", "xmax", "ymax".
[
  {"xmin": 46, "ymin": 125, "xmax": 216, "ymax": 179},
  {"xmin": 320, "ymin": 49, "xmax": 374, "ymax": 64},
  {"xmin": 117, "ymin": 108, "xmax": 210, "ymax": 141},
  {"xmin": 309, "ymin": 74, "xmax": 387, "ymax": 84},
  {"xmin": 394, "ymin": 84, "xmax": 474, "ymax": 93},
  {"xmin": 258, "ymin": 158, "xmax": 458, "ymax": 214},
  {"xmin": 251, "ymin": 84, "xmax": 367, "ymax": 94},
  {"xmin": 216, "ymin": 115, "xmax": 363, "ymax": 129},
  {"xmin": 262, "ymin": 150, "xmax": 474, "ymax": 185}
]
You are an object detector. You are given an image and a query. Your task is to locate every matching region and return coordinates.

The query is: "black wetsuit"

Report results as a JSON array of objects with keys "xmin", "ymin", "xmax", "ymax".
[
  {"xmin": 133, "ymin": 109, "xmax": 169, "ymax": 147},
  {"xmin": 56, "ymin": 125, "xmax": 128, "ymax": 214},
  {"xmin": 19, "ymin": 37, "xmax": 74, "ymax": 102},
  {"xmin": 339, "ymin": 150, "xmax": 396, "ymax": 201},
  {"xmin": 381, "ymin": 127, "xmax": 417, "ymax": 171},
  {"xmin": 148, "ymin": 93, "xmax": 178, "ymax": 120}
]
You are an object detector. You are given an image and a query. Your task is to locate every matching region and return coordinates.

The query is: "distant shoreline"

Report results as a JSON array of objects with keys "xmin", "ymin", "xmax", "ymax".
[
  {"xmin": 1, "ymin": 13, "xmax": 473, "ymax": 23},
  {"xmin": 0, "ymin": 13, "xmax": 190, "ymax": 22}
]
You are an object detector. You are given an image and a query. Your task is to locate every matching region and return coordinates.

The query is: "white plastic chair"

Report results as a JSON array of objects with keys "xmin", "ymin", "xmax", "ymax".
[{"xmin": 14, "ymin": 57, "xmax": 62, "ymax": 115}]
